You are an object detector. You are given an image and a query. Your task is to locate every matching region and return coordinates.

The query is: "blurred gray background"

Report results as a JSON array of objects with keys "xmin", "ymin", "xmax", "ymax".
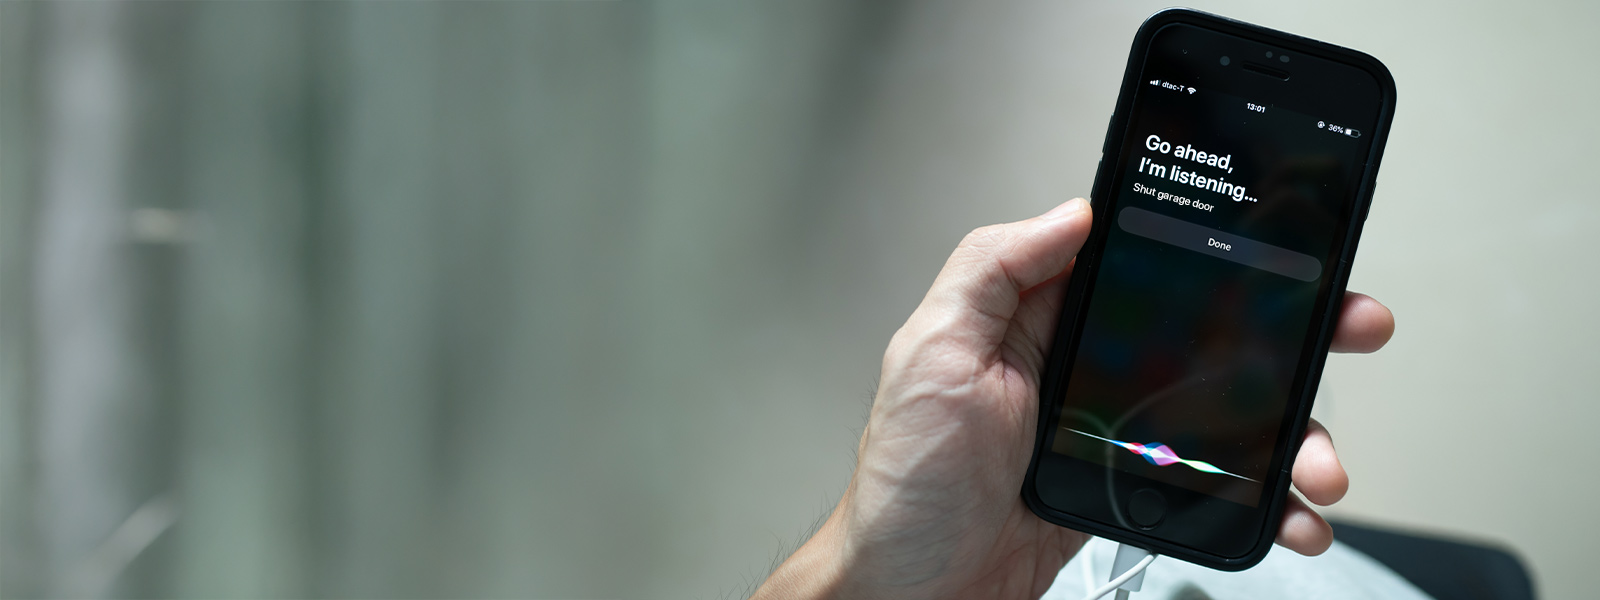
[{"xmin": 2, "ymin": 1, "xmax": 1595, "ymax": 598}]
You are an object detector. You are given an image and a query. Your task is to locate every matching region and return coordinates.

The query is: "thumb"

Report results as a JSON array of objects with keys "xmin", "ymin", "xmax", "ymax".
[{"xmin": 912, "ymin": 198, "xmax": 1093, "ymax": 352}]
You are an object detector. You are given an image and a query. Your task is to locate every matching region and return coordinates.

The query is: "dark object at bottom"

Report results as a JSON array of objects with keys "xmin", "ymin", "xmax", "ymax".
[
  {"xmin": 1127, "ymin": 488, "xmax": 1166, "ymax": 528},
  {"xmin": 1330, "ymin": 520, "xmax": 1535, "ymax": 600}
]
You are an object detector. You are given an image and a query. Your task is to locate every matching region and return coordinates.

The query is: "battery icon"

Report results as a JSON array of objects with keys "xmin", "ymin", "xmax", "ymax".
[{"xmin": 1345, "ymin": 128, "xmax": 1361, "ymax": 138}]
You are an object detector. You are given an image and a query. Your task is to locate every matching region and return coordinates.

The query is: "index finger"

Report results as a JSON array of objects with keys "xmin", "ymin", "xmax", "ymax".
[{"xmin": 1330, "ymin": 292, "xmax": 1393, "ymax": 354}]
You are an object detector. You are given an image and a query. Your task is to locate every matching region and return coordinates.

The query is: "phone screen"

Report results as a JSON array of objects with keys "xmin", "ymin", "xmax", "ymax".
[{"xmin": 1046, "ymin": 34, "xmax": 1376, "ymax": 509}]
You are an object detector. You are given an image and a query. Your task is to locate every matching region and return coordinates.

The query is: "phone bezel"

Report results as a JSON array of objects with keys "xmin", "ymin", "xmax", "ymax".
[{"xmin": 1021, "ymin": 8, "xmax": 1397, "ymax": 571}]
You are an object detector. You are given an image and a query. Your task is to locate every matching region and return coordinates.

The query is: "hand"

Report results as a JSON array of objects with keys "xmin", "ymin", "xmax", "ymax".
[{"xmin": 753, "ymin": 198, "xmax": 1395, "ymax": 600}]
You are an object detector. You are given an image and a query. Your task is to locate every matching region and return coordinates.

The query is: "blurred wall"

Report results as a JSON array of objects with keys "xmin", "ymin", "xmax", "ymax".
[{"xmin": 2, "ymin": 1, "xmax": 1596, "ymax": 598}]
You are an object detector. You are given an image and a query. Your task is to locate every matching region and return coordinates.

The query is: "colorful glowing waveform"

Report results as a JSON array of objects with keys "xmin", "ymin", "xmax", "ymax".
[{"xmin": 1065, "ymin": 428, "xmax": 1257, "ymax": 482}]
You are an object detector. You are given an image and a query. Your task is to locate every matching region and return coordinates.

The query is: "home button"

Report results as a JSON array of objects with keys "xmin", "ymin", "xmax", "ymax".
[{"xmin": 1127, "ymin": 488, "xmax": 1166, "ymax": 529}]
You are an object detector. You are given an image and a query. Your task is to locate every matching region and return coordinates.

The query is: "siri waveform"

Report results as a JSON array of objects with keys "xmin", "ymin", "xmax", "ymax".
[{"xmin": 1064, "ymin": 428, "xmax": 1257, "ymax": 482}]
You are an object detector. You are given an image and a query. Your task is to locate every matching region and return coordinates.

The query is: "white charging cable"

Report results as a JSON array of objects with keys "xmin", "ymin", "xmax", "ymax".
[{"xmin": 1079, "ymin": 542, "xmax": 1156, "ymax": 600}]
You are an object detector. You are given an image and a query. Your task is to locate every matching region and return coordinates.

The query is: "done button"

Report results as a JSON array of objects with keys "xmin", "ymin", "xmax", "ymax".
[{"xmin": 1116, "ymin": 206, "xmax": 1323, "ymax": 282}]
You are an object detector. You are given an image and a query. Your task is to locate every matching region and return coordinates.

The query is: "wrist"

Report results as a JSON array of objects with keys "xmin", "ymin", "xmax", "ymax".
[{"xmin": 751, "ymin": 512, "xmax": 851, "ymax": 600}]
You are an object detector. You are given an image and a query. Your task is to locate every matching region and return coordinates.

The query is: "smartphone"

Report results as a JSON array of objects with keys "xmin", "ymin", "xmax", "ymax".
[{"xmin": 1021, "ymin": 9, "xmax": 1396, "ymax": 570}]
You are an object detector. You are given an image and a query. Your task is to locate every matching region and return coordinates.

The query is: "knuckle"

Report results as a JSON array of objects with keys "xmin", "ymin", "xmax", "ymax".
[
  {"xmin": 958, "ymin": 224, "xmax": 1007, "ymax": 253},
  {"xmin": 954, "ymin": 225, "xmax": 1017, "ymax": 279}
]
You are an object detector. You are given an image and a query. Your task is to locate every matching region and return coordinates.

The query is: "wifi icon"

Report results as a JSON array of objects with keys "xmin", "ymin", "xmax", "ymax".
[{"xmin": 1187, "ymin": 87, "xmax": 1196, "ymax": 94}]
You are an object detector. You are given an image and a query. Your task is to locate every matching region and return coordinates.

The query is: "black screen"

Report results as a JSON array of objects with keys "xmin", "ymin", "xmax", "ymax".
[{"xmin": 1047, "ymin": 42, "xmax": 1373, "ymax": 508}]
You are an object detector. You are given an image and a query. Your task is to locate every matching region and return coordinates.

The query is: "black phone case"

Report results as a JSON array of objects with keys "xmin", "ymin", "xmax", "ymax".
[{"xmin": 1021, "ymin": 8, "xmax": 1397, "ymax": 571}]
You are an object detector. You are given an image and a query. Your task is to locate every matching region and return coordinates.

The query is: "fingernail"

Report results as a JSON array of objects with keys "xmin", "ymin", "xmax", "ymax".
[{"xmin": 1042, "ymin": 197, "xmax": 1089, "ymax": 220}]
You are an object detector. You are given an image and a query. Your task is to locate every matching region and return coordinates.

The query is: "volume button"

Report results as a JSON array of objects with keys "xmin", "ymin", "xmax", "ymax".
[
  {"xmin": 1359, "ymin": 185, "xmax": 1374, "ymax": 221},
  {"xmin": 1102, "ymin": 115, "xmax": 1117, "ymax": 154}
]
